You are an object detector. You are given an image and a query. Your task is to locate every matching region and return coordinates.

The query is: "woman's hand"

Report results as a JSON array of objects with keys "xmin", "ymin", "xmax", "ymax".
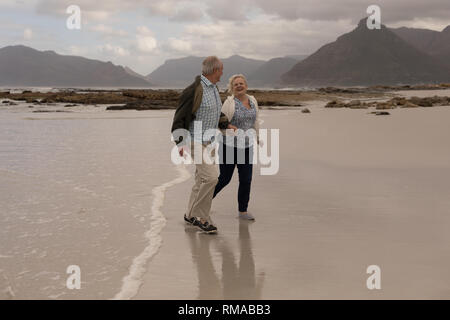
[
  {"xmin": 227, "ymin": 124, "xmax": 238, "ymax": 131},
  {"xmin": 178, "ymin": 145, "xmax": 188, "ymax": 157}
]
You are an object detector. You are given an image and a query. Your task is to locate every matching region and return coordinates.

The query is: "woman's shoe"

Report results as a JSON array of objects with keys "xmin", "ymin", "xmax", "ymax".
[{"xmin": 238, "ymin": 212, "xmax": 255, "ymax": 220}]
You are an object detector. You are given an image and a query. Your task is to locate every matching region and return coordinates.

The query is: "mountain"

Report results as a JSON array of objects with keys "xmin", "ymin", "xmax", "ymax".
[
  {"xmin": 0, "ymin": 45, "xmax": 152, "ymax": 87},
  {"xmin": 123, "ymin": 66, "xmax": 151, "ymax": 83},
  {"xmin": 247, "ymin": 56, "xmax": 306, "ymax": 88},
  {"xmin": 223, "ymin": 55, "xmax": 266, "ymax": 86},
  {"xmin": 285, "ymin": 54, "xmax": 309, "ymax": 61},
  {"xmin": 391, "ymin": 25, "xmax": 450, "ymax": 67},
  {"xmin": 282, "ymin": 19, "xmax": 450, "ymax": 87},
  {"xmin": 146, "ymin": 55, "xmax": 266, "ymax": 88},
  {"xmin": 145, "ymin": 56, "xmax": 203, "ymax": 88}
]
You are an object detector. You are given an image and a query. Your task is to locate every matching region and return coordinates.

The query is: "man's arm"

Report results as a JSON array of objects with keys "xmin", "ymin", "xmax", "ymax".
[{"xmin": 171, "ymin": 84, "xmax": 195, "ymax": 145}]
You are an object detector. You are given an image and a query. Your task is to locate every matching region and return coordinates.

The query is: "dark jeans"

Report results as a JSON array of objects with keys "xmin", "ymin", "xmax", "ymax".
[{"xmin": 213, "ymin": 143, "xmax": 253, "ymax": 212}]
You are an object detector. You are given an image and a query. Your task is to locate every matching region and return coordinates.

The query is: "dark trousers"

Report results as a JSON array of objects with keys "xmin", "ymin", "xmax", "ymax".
[{"xmin": 213, "ymin": 143, "xmax": 253, "ymax": 212}]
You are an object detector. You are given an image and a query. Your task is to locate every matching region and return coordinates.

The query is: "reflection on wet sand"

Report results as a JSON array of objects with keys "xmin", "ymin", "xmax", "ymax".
[{"xmin": 186, "ymin": 221, "xmax": 265, "ymax": 300}]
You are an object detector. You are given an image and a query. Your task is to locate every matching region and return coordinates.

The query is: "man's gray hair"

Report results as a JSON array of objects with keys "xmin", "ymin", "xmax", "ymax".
[{"xmin": 202, "ymin": 56, "xmax": 222, "ymax": 76}]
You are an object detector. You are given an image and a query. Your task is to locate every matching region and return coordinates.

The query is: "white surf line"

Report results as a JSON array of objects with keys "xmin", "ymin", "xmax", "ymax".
[{"xmin": 112, "ymin": 164, "xmax": 191, "ymax": 300}]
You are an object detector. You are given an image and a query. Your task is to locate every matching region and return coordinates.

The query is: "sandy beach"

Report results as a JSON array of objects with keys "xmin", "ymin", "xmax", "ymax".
[
  {"xmin": 134, "ymin": 95, "xmax": 450, "ymax": 299},
  {"xmin": 1, "ymin": 90, "xmax": 450, "ymax": 299}
]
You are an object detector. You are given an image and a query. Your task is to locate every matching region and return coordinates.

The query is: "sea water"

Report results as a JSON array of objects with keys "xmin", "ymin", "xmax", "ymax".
[{"xmin": 0, "ymin": 101, "xmax": 180, "ymax": 299}]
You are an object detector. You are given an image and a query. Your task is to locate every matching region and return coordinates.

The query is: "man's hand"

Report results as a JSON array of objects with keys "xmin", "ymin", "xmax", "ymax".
[{"xmin": 227, "ymin": 124, "xmax": 238, "ymax": 131}]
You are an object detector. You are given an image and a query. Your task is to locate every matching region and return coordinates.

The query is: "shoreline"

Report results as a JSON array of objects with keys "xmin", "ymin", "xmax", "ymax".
[{"xmin": 1, "ymin": 84, "xmax": 450, "ymax": 111}]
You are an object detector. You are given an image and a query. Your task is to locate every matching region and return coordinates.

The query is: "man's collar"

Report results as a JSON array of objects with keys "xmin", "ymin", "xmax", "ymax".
[{"xmin": 201, "ymin": 74, "xmax": 214, "ymax": 87}]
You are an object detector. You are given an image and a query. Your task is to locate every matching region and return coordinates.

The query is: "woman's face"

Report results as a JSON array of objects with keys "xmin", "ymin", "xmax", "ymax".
[{"xmin": 232, "ymin": 77, "xmax": 248, "ymax": 96}]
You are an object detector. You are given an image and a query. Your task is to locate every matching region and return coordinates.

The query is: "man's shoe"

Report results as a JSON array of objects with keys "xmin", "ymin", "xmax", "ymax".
[
  {"xmin": 196, "ymin": 220, "xmax": 218, "ymax": 234},
  {"xmin": 184, "ymin": 214, "xmax": 196, "ymax": 225}
]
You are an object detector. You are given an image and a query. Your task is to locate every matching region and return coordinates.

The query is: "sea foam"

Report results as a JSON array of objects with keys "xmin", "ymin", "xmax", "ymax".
[{"xmin": 112, "ymin": 164, "xmax": 190, "ymax": 300}]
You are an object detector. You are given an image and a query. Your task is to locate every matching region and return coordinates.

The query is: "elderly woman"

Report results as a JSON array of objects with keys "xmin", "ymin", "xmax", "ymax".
[{"xmin": 213, "ymin": 74, "xmax": 260, "ymax": 220}]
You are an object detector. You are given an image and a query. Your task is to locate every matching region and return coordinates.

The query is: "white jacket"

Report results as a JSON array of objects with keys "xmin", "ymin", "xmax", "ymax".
[{"xmin": 221, "ymin": 95, "xmax": 260, "ymax": 140}]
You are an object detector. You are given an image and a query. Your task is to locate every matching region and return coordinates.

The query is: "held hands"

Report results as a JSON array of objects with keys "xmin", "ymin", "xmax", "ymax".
[{"xmin": 178, "ymin": 145, "xmax": 188, "ymax": 157}]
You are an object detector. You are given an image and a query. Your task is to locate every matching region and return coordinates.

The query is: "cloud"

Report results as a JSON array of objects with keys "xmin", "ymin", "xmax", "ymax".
[
  {"xmin": 169, "ymin": 6, "xmax": 204, "ymax": 22},
  {"xmin": 249, "ymin": 0, "xmax": 450, "ymax": 24},
  {"xmin": 147, "ymin": 1, "xmax": 177, "ymax": 16},
  {"xmin": 83, "ymin": 10, "xmax": 111, "ymax": 21},
  {"xmin": 35, "ymin": 0, "xmax": 117, "ymax": 21},
  {"xmin": 11, "ymin": 0, "xmax": 450, "ymax": 76},
  {"xmin": 0, "ymin": 0, "xmax": 39, "ymax": 8},
  {"xmin": 136, "ymin": 26, "xmax": 158, "ymax": 53},
  {"xmin": 136, "ymin": 26, "xmax": 153, "ymax": 35},
  {"xmin": 166, "ymin": 37, "xmax": 192, "ymax": 52},
  {"xmin": 98, "ymin": 44, "xmax": 130, "ymax": 57},
  {"xmin": 32, "ymin": 0, "xmax": 450, "ymax": 26},
  {"xmin": 387, "ymin": 17, "xmax": 450, "ymax": 31},
  {"xmin": 90, "ymin": 24, "xmax": 128, "ymax": 37},
  {"xmin": 137, "ymin": 37, "xmax": 158, "ymax": 53},
  {"xmin": 205, "ymin": 0, "xmax": 249, "ymax": 21},
  {"xmin": 35, "ymin": 0, "xmax": 204, "ymax": 22},
  {"xmin": 67, "ymin": 45, "xmax": 89, "ymax": 56},
  {"xmin": 176, "ymin": 17, "xmax": 354, "ymax": 59},
  {"xmin": 23, "ymin": 28, "xmax": 33, "ymax": 40}
]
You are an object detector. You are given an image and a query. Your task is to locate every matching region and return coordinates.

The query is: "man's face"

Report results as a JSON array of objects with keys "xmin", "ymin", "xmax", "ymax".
[{"xmin": 212, "ymin": 64, "xmax": 223, "ymax": 84}]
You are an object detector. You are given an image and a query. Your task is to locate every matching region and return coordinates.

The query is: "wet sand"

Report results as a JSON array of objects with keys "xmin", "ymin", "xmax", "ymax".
[
  {"xmin": 0, "ymin": 107, "xmax": 179, "ymax": 299},
  {"xmin": 135, "ymin": 101, "xmax": 450, "ymax": 299},
  {"xmin": 1, "ymin": 92, "xmax": 450, "ymax": 299}
]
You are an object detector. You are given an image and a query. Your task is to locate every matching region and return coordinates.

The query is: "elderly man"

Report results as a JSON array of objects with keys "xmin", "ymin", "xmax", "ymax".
[{"xmin": 171, "ymin": 56, "xmax": 229, "ymax": 234}]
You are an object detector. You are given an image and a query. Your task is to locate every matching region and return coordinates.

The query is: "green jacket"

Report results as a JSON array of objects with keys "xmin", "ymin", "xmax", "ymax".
[{"xmin": 171, "ymin": 75, "xmax": 229, "ymax": 145}]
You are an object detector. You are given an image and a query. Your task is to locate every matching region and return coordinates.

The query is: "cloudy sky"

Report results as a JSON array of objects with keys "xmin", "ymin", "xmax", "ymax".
[{"xmin": 1, "ymin": 0, "xmax": 449, "ymax": 75}]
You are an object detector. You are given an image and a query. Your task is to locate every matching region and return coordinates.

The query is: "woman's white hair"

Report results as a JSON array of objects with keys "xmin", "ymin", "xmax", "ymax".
[
  {"xmin": 227, "ymin": 74, "xmax": 248, "ymax": 93},
  {"xmin": 202, "ymin": 56, "xmax": 222, "ymax": 75}
]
